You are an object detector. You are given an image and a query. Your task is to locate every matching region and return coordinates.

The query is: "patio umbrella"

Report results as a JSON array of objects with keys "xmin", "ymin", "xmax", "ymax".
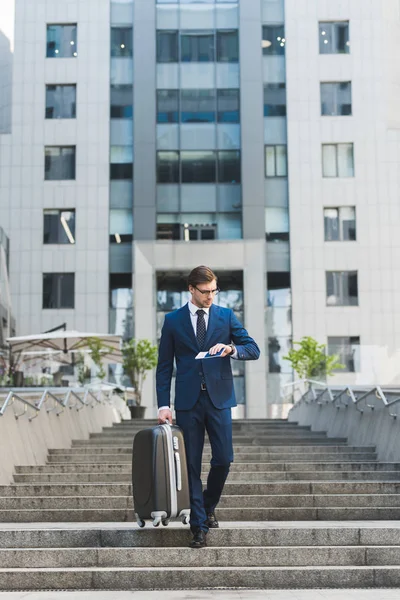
[
  {"xmin": 7, "ymin": 330, "xmax": 121, "ymax": 355},
  {"xmin": 6, "ymin": 331, "xmax": 123, "ymax": 368}
]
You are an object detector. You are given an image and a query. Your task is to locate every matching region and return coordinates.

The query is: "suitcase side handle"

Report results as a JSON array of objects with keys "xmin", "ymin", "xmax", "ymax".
[{"xmin": 174, "ymin": 451, "xmax": 182, "ymax": 491}]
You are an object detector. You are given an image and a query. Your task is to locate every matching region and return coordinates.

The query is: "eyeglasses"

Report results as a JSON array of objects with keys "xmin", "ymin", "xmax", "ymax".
[{"xmin": 194, "ymin": 286, "xmax": 220, "ymax": 296}]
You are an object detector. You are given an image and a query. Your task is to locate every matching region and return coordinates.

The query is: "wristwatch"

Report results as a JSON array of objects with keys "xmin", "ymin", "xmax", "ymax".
[{"xmin": 228, "ymin": 343, "xmax": 236, "ymax": 355}]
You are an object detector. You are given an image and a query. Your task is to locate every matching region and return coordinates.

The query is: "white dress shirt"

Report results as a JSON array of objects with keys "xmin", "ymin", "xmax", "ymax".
[{"xmin": 158, "ymin": 301, "xmax": 237, "ymax": 413}]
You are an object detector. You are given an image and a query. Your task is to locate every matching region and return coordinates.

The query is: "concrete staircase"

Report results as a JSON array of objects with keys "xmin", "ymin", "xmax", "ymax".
[{"xmin": 2, "ymin": 418, "xmax": 400, "ymax": 590}]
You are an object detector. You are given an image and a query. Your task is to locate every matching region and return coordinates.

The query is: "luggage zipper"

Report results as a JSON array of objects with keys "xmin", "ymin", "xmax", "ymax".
[{"xmin": 160, "ymin": 424, "xmax": 178, "ymax": 518}]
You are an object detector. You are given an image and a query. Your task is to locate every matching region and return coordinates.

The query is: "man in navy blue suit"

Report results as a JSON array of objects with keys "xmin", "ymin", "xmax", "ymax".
[{"xmin": 157, "ymin": 265, "xmax": 260, "ymax": 549}]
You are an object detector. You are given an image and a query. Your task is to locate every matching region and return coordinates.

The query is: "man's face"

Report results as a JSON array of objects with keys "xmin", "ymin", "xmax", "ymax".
[{"xmin": 189, "ymin": 279, "xmax": 218, "ymax": 309}]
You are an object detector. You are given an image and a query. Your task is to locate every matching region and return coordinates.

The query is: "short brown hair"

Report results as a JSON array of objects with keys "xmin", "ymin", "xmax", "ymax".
[{"xmin": 188, "ymin": 265, "xmax": 217, "ymax": 288}]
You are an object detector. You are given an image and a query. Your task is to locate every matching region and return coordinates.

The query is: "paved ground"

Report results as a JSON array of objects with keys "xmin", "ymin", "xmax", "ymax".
[{"xmin": 0, "ymin": 591, "xmax": 399, "ymax": 600}]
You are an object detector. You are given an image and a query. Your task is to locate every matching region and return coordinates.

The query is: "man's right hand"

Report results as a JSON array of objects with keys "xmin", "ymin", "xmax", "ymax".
[{"xmin": 158, "ymin": 408, "xmax": 173, "ymax": 425}]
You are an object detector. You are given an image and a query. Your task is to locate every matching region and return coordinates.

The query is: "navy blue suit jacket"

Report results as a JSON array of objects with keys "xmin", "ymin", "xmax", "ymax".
[{"xmin": 156, "ymin": 303, "xmax": 260, "ymax": 411}]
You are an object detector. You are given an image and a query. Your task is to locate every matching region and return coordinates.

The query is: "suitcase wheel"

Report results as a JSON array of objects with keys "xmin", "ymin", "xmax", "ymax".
[
  {"xmin": 162, "ymin": 519, "xmax": 170, "ymax": 527},
  {"xmin": 181, "ymin": 515, "xmax": 190, "ymax": 525},
  {"xmin": 153, "ymin": 517, "xmax": 162, "ymax": 527},
  {"xmin": 135, "ymin": 514, "xmax": 146, "ymax": 528}
]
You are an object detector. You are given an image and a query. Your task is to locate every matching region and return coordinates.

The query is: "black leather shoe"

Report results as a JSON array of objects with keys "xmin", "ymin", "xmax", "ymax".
[
  {"xmin": 189, "ymin": 530, "xmax": 207, "ymax": 549},
  {"xmin": 206, "ymin": 511, "xmax": 219, "ymax": 528}
]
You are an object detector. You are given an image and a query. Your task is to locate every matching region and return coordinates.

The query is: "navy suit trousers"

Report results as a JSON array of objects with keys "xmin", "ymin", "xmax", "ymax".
[{"xmin": 176, "ymin": 389, "xmax": 234, "ymax": 533}]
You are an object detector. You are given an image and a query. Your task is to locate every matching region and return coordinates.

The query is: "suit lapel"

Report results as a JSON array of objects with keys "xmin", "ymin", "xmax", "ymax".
[{"xmin": 180, "ymin": 304, "xmax": 199, "ymax": 351}]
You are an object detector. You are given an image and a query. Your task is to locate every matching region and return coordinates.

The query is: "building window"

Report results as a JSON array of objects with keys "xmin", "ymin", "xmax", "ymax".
[
  {"xmin": 109, "ymin": 209, "xmax": 133, "ymax": 244},
  {"xmin": 216, "ymin": 30, "xmax": 239, "ymax": 62},
  {"xmin": 265, "ymin": 145, "xmax": 287, "ymax": 177},
  {"xmin": 262, "ymin": 25, "xmax": 285, "ymax": 55},
  {"xmin": 264, "ymin": 83, "xmax": 286, "ymax": 117},
  {"xmin": 110, "ymin": 163, "xmax": 133, "ymax": 180},
  {"xmin": 265, "ymin": 207, "xmax": 289, "ymax": 242},
  {"xmin": 111, "ymin": 27, "xmax": 133, "ymax": 57},
  {"xmin": 157, "ymin": 151, "xmax": 241, "ymax": 184},
  {"xmin": 157, "ymin": 30, "xmax": 239, "ymax": 63},
  {"xmin": 156, "ymin": 214, "xmax": 240, "ymax": 241},
  {"xmin": 45, "ymin": 146, "xmax": 76, "ymax": 180},
  {"xmin": 110, "ymin": 145, "xmax": 133, "ymax": 180},
  {"xmin": 111, "ymin": 85, "xmax": 133, "ymax": 119},
  {"xmin": 268, "ymin": 337, "xmax": 292, "ymax": 373},
  {"xmin": 110, "ymin": 273, "xmax": 132, "ymax": 309},
  {"xmin": 267, "ymin": 272, "xmax": 291, "ymax": 307},
  {"xmin": 157, "ymin": 89, "xmax": 240, "ymax": 124},
  {"xmin": 157, "ymin": 90, "xmax": 179, "ymax": 123},
  {"xmin": 157, "ymin": 151, "xmax": 180, "ymax": 183},
  {"xmin": 181, "ymin": 151, "xmax": 216, "ymax": 183},
  {"xmin": 328, "ymin": 336, "xmax": 360, "ymax": 372},
  {"xmin": 182, "ymin": 224, "xmax": 216, "ymax": 241},
  {"xmin": 46, "ymin": 24, "xmax": 77, "ymax": 58},
  {"xmin": 321, "ymin": 82, "xmax": 352, "ymax": 116},
  {"xmin": 217, "ymin": 89, "xmax": 240, "ymax": 123},
  {"xmin": 326, "ymin": 271, "xmax": 358, "ymax": 306},
  {"xmin": 157, "ymin": 30, "xmax": 179, "ymax": 63},
  {"xmin": 319, "ymin": 21, "xmax": 350, "ymax": 54},
  {"xmin": 181, "ymin": 89, "xmax": 216, "ymax": 123},
  {"xmin": 43, "ymin": 210, "xmax": 76, "ymax": 244},
  {"xmin": 324, "ymin": 207, "xmax": 356, "ymax": 241},
  {"xmin": 181, "ymin": 31, "xmax": 215, "ymax": 62},
  {"xmin": 43, "ymin": 273, "xmax": 75, "ymax": 309},
  {"xmin": 45, "ymin": 85, "xmax": 76, "ymax": 119},
  {"xmin": 322, "ymin": 143, "xmax": 354, "ymax": 177},
  {"xmin": 218, "ymin": 151, "xmax": 241, "ymax": 183}
]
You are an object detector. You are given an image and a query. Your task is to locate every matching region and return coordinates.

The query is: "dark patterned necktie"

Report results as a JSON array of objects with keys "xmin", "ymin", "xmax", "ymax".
[{"xmin": 196, "ymin": 309, "xmax": 206, "ymax": 349}]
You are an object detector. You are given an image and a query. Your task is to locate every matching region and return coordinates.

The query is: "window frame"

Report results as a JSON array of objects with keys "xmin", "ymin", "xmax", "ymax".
[
  {"xmin": 44, "ymin": 146, "xmax": 76, "ymax": 181},
  {"xmin": 110, "ymin": 84, "xmax": 133, "ymax": 119},
  {"xmin": 322, "ymin": 143, "xmax": 354, "ymax": 178},
  {"xmin": 263, "ymin": 83, "xmax": 287, "ymax": 117},
  {"xmin": 262, "ymin": 24, "xmax": 285, "ymax": 56},
  {"xmin": 328, "ymin": 336, "xmax": 360, "ymax": 372},
  {"xmin": 45, "ymin": 84, "xmax": 77, "ymax": 119},
  {"xmin": 42, "ymin": 273, "xmax": 75, "ymax": 309},
  {"xmin": 324, "ymin": 206, "xmax": 356, "ymax": 241},
  {"xmin": 264, "ymin": 144, "xmax": 287, "ymax": 177},
  {"xmin": 43, "ymin": 209, "xmax": 76, "ymax": 245},
  {"xmin": 319, "ymin": 21, "xmax": 350, "ymax": 55},
  {"xmin": 111, "ymin": 26, "xmax": 133, "ymax": 57},
  {"xmin": 46, "ymin": 24, "xmax": 77, "ymax": 58},
  {"xmin": 326, "ymin": 271, "xmax": 359, "ymax": 306},
  {"xmin": 320, "ymin": 81, "xmax": 352, "ymax": 116}
]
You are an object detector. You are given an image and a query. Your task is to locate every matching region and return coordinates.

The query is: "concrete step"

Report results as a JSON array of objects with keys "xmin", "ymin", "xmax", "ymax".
[
  {"xmin": 71, "ymin": 438, "xmax": 349, "ymax": 447},
  {"xmin": 46, "ymin": 452, "xmax": 378, "ymax": 464},
  {"xmin": 4, "ymin": 492, "xmax": 400, "ymax": 511},
  {"xmin": 4, "ymin": 480, "xmax": 400, "ymax": 497},
  {"xmin": 1, "ymin": 565, "xmax": 400, "ymax": 590},
  {"xmin": 49, "ymin": 445, "xmax": 374, "ymax": 454},
  {"xmin": 2, "ymin": 524, "xmax": 399, "ymax": 549},
  {"xmin": 13, "ymin": 471, "xmax": 400, "ymax": 484},
  {"xmin": 4, "ymin": 506, "xmax": 400, "ymax": 523},
  {"xmin": 2, "ymin": 545, "xmax": 400, "ymax": 568},
  {"xmin": 95, "ymin": 429, "xmax": 326, "ymax": 438},
  {"xmin": 86, "ymin": 431, "xmax": 347, "ymax": 445},
  {"xmin": 20, "ymin": 462, "xmax": 398, "ymax": 475}
]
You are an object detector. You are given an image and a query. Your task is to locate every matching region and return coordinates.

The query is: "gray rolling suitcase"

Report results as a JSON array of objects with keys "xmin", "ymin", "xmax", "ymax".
[{"xmin": 132, "ymin": 423, "xmax": 191, "ymax": 527}]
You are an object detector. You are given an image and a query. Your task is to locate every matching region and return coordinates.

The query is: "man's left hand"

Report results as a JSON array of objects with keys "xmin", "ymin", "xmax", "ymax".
[{"xmin": 208, "ymin": 343, "xmax": 233, "ymax": 357}]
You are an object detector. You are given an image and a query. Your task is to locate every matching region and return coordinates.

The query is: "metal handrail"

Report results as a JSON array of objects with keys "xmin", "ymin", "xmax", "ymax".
[
  {"xmin": 284, "ymin": 379, "xmax": 400, "ymax": 419},
  {"xmin": 0, "ymin": 385, "xmax": 117, "ymax": 421}
]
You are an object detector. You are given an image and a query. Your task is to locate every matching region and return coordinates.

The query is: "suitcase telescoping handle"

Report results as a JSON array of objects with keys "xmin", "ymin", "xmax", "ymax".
[{"xmin": 163, "ymin": 421, "xmax": 182, "ymax": 493}]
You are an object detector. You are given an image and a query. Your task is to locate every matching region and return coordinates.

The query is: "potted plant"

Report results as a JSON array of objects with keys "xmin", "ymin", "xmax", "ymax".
[
  {"xmin": 122, "ymin": 338, "xmax": 158, "ymax": 419},
  {"xmin": 283, "ymin": 336, "xmax": 344, "ymax": 391}
]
